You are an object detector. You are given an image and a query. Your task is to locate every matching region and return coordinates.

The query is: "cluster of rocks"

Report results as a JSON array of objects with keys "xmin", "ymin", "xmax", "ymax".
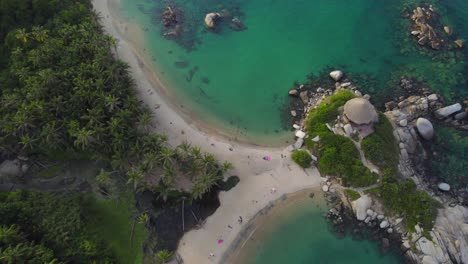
[
  {"xmin": 160, "ymin": 5, "xmax": 183, "ymax": 37},
  {"xmin": 382, "ymin": 82, "xmax": 468, "ymax": 263},
  {"xmin": 384, "ymin": 92, "xmax": 467, "ymax": 192},
  {"xmin": 409, "ymin": 5, "xmax": 463, "ymax": 50},
  {"xmin": 288, "ymin": 70, "xmax": 370, "ymax": 127},
  {"xmin": 352, "ymin": 195, "xmax": 397, "ymax": 234},
  {"xmin": 204, "ymin": 11, "xmax": 246, "ymax": 31},
  {"xmin": 403, "ymin": 205, "xmax": 468, "ymax": 264},
  {"xmin": 162, "ymin": 5, "xmax": 177, "ymax": 27}
]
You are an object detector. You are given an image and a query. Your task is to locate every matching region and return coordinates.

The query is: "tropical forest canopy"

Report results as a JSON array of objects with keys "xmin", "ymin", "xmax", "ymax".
[{"xmin": 0, "ymin": 0, "xmax": 232, "ymax": 262}]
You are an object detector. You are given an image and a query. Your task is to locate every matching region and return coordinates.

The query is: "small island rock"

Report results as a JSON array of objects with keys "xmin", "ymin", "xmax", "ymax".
[
  {"xmin": 204, "ymin": 13, "xmax": 220, "ymax": 29},
  {"xmin": 288, "ymin": 89, "xmax": 298, "ymax": 96},
  {"xmin": 416, "ymin": 118, "xmax": 434, "ymax": 140}
]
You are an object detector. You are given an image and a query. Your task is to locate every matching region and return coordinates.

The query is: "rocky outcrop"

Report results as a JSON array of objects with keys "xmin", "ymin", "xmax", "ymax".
[
  {"xmin": 406, "ymin": 206, "xmax": 468, "ymax": 264},
  {"xmin": 204, "ymin": 13, "xmax": 221, "ymax": 29},
  {"xmin": 410, "ymin": 6, "xmax": 442, "ymax": 50},
  {"xmin": 162, "ymin": 6, "xmax": 177, "ymax": 27}
]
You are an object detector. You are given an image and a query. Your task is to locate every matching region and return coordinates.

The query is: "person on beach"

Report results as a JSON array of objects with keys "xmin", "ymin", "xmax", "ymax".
[{"xmin": 238, "ymin": 216, "xmax": 243, "ymax": 224}]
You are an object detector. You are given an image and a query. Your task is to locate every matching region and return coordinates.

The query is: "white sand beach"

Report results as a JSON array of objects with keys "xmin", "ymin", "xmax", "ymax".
[{"xmin": 92, "ymin": 1, "xmax": 323, "ymax": 263}]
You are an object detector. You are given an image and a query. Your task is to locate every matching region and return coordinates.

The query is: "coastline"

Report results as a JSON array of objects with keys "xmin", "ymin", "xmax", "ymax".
[
  {"xmin": 221, "ymin": 188, "xmax": 326, "ymax": 263},
  {"xmin": 99, "ymin": 0, "xmax": 292, "ymax": 147},
  {"xmin": 91, "ymin": 1, "xmax": 323, "ymax": 263}
]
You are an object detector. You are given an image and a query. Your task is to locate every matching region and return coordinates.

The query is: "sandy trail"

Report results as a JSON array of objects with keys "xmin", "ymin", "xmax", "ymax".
[{"xmin": 92, "ymin": 1, "xmax": 323, "ymax": 263}]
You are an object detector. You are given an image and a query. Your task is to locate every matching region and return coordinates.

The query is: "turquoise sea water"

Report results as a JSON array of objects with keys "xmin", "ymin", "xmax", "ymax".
[
  {"xmin": 113, "ymin": 0, "xmax": 466, "ymax": 263},
  {"xmin": 115, "ymin": 0, "xmax": 467, "ymax": 186},
  {"xmin": 233, "ymin": 195, "xmax": 403, "ymax": 264}
]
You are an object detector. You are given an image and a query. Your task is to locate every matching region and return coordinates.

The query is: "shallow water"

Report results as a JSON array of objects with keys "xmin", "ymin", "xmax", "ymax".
[
  {"xmin": 233, "ymin": 194, "xmax": 404, "ymax": 264},
  {"xmin": 115, "ymin": 0, "xmax": 466, "ymax": 180}
]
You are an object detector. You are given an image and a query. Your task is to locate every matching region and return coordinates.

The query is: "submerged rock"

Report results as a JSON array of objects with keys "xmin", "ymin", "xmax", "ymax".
[{"xmin": 415, "ymin": 118, "xmax": 434, "ymax": 140}]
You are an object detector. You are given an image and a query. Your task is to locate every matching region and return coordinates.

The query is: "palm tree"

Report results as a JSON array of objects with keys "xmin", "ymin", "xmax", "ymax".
[
  {"xmin": 137, "ymin": 213, "xmax": 150, "ymax": 224},
  {"xmin": 201, "ymin": 153, "xmax": 216, "ymax": 171},
  {"xmin": 162, "ymin": 164, "xmax": 175, "ymax": 187},
  {"xmin": 138, "ymin": 110, "xmax": 152, "ymax": 132},
  {"xmin": 175, "ymin": 141, "xmax": 191, "ymax": 163},
  {"xmin": 156, "ymin": 250, "xmax": 173, "ymax": 264},
  {"xmin": 190, "ymin": 146, "xmax": 202, "ymax": 160},
  {"xmin": 191, "ymin": 173, "xmax": 220, "ymax": 200},
  {"xmin": 221, "ymin": 161, "xmax": 234, "ymax": 174},
  {"xmin": 73, "ymin": 128, "xmax": 94, "ymax": 150},
  {"xmin": 157, "ymin": 147, "xmax": 174, "ymax": 168},
  {"xmin": 15, "ymin": 28, "xmax": 29, "ymax": 43},
  {"xmin": 142, "ymin": 151, "xmax": 158, "ymax": 171},
  {"xmin": 127, "ymin": 167, "xmax": 144, "ymax": 190},
  {"xmin": 0, "ymin": 225, "xmax": 23, "ymax": 245},
  {"xmin": 104, "ymin": 95, "xmax": 120, "ymax": 112},
  {"xmin": 31, "ymin": 26, "xmax": 48, "ymax": 42},
  {"xmin": 153, "ymin": 183, "xmax": 176, "ymax": 202}
]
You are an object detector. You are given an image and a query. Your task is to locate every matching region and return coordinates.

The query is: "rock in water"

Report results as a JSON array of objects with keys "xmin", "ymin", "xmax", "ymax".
[
  {"xmin": 288, "ymin": 89, "xmax": 298, "ymax": 96},
  {"xmin": 204, "ymin": 13, "xmax": 220, "ymax": 29},
  {"xmin": 416, "ymin": 118, "xmax": 434, "ymax": 140},
  {"xmin": 444, "ymin": 26, "xmax": 453, "ymax": 35},
  {"xmin": 438, "ymin": 183, "xmax": 450, "ymax": 192},
  {"xmin": 290, "ymin": 110, "xmax": 297, "ymax": 117},
  {"xmin": 434, "ymin": 103, "xmax": 462, "ymax": 119},
  {"xmin": 329, "ymin": 70, "xmax": 343, "ymax": 81},
  {"xmin": 454, "ymin": 39, "xmax": 464, "ymax": 48}
]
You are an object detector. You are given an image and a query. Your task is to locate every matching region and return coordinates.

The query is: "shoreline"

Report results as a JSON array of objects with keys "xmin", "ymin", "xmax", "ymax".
[
  {"xmin": 221, "ymin": 188, "xmax": 325, "ymax": 263},
  {"xmin": 91, "ymin": 1, "xmax": 323, "ymax": 263},
  {"xmin": 101, "ymin": 0, "xmax": 292, "ymax": 148}
]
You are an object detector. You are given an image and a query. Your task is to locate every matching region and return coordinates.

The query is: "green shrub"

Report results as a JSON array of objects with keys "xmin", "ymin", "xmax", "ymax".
[
  {"xmin": 305, "ymin": 90, "xmax": 356, "ymax": 136},
  {"xmin": 362, "ymin": 113, "xmax": 399, "ymax": 176},
  {"xmin": 292, "ymin": 150, "xmax": 312, "ymax": 168},
  {"xmin": 316, "ymin": 133, "xmax": 378, "ymax": 187},
  {"xmin": 378, "ymin": 178, "xmax": 438, "ymax": 231},
  {"xmin": 345, "ymin": 189, "xmax": 361, "ymax": 201}
]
